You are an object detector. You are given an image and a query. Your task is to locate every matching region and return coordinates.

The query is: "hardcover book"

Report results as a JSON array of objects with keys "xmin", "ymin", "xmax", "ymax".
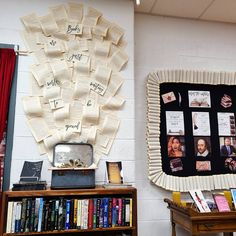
[
  {"xmin": 213, "ymin": 193, "xmax": 231, "ymax": 212},
  {"xmin": 189, "ymin": 190, "xmax": 211, "ymax": 213}
]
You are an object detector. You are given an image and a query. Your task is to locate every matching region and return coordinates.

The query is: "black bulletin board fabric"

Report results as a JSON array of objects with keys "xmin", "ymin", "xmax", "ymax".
[{"xmin": 160, "ymin": 82, "xmax": 236, "ymax": 177}]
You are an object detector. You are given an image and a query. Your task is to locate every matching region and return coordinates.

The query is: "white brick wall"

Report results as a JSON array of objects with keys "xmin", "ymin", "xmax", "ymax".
[
  {"xmin": 0, "ymin": 0, "xmax": 134, "ymax": 187},
  {"xmin": 135, "ymin": 13, "xmax": 236, "ymax": 236}
]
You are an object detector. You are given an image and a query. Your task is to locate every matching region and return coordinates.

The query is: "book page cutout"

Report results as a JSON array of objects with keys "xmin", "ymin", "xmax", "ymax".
[{"xmin": 22, "ymin": 96, "xmax": 42, "ymax": 116}]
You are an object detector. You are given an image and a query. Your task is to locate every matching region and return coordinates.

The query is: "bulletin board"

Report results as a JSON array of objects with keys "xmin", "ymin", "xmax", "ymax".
[{"xmin": 147, "ymin": 70, "xmax": 236, "ymax": 191}]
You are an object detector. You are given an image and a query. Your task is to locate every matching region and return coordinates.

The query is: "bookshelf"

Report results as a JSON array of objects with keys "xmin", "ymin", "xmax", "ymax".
[{"xmin": 0, "ymin": 186, "xmax": 137, "ymax": 236}]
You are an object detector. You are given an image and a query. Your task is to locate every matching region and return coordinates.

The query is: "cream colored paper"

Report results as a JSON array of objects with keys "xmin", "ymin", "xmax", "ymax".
[
  {"xmin": 109, "ymin": 50, "xmax": 128, "ymax": 72},
  {"xmin": 39, "ymin": 13, "xmax": 59, "ymax": 36},
  {"xmin": 21, "ymin": 13, "xmax": 41, "ymax": 33},
  {"xmin": 66, "ymin": 21, "xmax": 83, "ymax": 35},
  {"xmin": 33, "ymin": 49, "xmax": 48, "ymax": 64},
  {"xmin": 100, "ymin": 115, "xmax": 120, "ymax": 137},
  {"xmin": 53, "ymin": 103, "xmax": 70, "ymax": 120},
  {"xmin": 49, "ymin": 97, "xmax": 64, "ymax": 110},
  {"xmin": 81, "ymin": 26, "xmax": 92, "ymax": 39},
  {"xmin": 94, "ymin": 66, "xmax": 111, "ymax": 86},
  {"xmin": 30, "ymin": 73, "xmax": 43, "ymax": 96},
  {"xmin": 44, "ymin": 131, "xmax": 62, "ymax": 149},
  {"xmin": 22, "ymin": 96, "xmax": 42, "ymax": 116},
  {"xmin": 106, "ymin": 73, "xmax": 124, "ymax": 96},
  {"xmin": 66, "ymin": 51, "xmax": 89, "ymax": 64},
  {"xmin": 92, "ymin": 17, "xmax": 112, "ymax": 37},
  {"xmin": 21, "ymin": 31, "xmax": 40, "ymax": 52},
  {"xmin": 82, "ymin": 105, "xmax": 99, "ymax": 125},
  {"xmin": 74, "ymin": 59, "xmax": 90, "ymax": 75},
  {"xmin": 82, "ymin": 16, "xmax": 98, "ymax": 27},
  {"xmin": 61, "ymin": 87, "xmax": 74, "ymax": 103},
  {"xmin": 44, "ymin": 38, "xmax": 64, "ymax": 57},
  {"xmin": 89, "ymin": 78, "xmax": 107, "ymax": 96},
  {"xmin": 27, "ymin": 117, "xmax": 51, "ymax": 142},
  {"xmin": 79, "ymin": 39, "xmax": 89, "ymax": 51},
  {"xmin": 86, "ymin": 7, "xmax": 102, "ymax": 21},
  {"xmin": 43, "ymin": 86, "xmax": 61, "ymax": 101},
  {"xmin": 67, "ymin": 2, "xmax": 83, "ymax": 23},
  {"xmin": 49, "ymin": 4, "xmax": 68, "ymax": 30},
  {"xmin": 64, "ymin": 119, "xmax": 81, "ymax": 133},
  {"xmin": 30, "ymin": 63, "xmax": 52, "ymax": 86},
  {"xmin": 87, "ymin": 126, "xmax": 97, "ymax": 143},
  {"xmin": 107, "ymin": 24, "xmax": 124, "ymax": 45},
  {"xmin": 66, "ymin": 40, "xmax": 80, "ymax": 52},
  {"xmin": 102, "ymin": 95, "xmax": 125, "ymax": 110},
  {"xmin": 73, "ymin": 80, "xmax": 90, "ymax": 101},
  {"xmin": 45, "ymin": 78, "xmax": 61, "ymax": 89},
  {"xmin": 94, "ymin": 41, "xmax": 111, "ymax": 58},
  {"xmin": 50, "ymin": 60, "xmax": 70, "ymax": 82}
]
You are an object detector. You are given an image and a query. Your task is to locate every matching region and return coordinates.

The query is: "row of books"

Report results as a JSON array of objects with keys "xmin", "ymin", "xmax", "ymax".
[{"xmin": 6, "ymin": 197, "xmax": 133, "ymax": 233}]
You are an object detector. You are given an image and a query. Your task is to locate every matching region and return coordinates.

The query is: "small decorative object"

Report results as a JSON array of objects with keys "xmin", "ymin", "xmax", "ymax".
[
  {"xmin": 106, "ymin": 161, "xmax": 123, "ymax": 184},
  {"xmin": 189, "ymin": 190, "xmax": 211, "ymax": 213},
  {"xmin": 51, "ymin": 143, "xmax": 95, "ymax": 189},
  {"xmin": 172, "ymin": 192, "xmax": 181, "ymax": 204},
  {"xmin": 213, "ymin": 193, "xmax": 231, "ymax": 212},
  {"xmin": 223, "ymin": 190, "xmax": 233, "ymax": 209},
  {"xmin": 12, "ymin": 161, "xmax": 46, "ymax": 191}
]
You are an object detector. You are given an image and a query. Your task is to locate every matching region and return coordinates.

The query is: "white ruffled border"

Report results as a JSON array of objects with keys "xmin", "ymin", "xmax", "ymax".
[{"xmin": 147, "ymin": 70, "xmax": 236, "ymax": 191}]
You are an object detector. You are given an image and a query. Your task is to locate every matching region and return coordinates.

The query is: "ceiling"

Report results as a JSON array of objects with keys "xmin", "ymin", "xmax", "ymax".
[{"xmin": 135, "ymin": 0, "xmax": 236, "ymax": 24}]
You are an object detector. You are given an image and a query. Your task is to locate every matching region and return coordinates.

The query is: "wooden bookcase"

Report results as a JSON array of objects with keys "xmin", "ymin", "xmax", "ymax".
[{"xmin": 0, "ymin": 186, "xmax": 137, "ymax": 236}]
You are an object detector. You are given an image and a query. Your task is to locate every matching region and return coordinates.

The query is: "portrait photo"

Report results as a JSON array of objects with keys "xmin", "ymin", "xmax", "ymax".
[
  {"xmin": 194, "ymin": 137, "xmax": 211, "ymax": 157},
  {"xmin": 219, "ymin": 137, "xmax": 236, "ymax": 157},
  {"xmin": 167, "ymin": 136, "xmax": 185, "ymax": 158}
]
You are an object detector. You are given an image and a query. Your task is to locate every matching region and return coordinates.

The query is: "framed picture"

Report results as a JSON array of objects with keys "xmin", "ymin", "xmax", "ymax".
[
  {"xmin": 147, "ymin": 70, "xmax": 236, "ymax": 191},
  {"xmin": 106, "ymin": 161, "xmax": 123, "ymax": 184}
]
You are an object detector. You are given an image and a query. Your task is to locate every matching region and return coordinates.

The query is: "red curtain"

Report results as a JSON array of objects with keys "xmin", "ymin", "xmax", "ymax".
[{"xmin": 0, "ymin": 48, "xmax": 16, "ymax": 215}]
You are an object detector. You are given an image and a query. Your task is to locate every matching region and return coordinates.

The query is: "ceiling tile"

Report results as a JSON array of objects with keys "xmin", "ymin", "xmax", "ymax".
[
  {"xmin": 134, "ymin": 0, "xmax": 156, "ymax": 13},
  {"xmin": 201, "ymin": 0, "xmax": 236, "ymax": 23},
  {"xmin": 151, "ymin": 0, "xmax": 213, "ymax": 18}
]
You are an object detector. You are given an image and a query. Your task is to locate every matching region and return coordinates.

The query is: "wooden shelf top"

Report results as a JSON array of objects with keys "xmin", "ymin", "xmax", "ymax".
[{"xmin": 4, "ymin": 186, "xmax": 137, "ymax": 198}]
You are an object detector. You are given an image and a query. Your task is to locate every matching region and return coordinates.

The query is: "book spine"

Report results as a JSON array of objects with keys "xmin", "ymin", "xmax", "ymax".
[
  {"xmin": 96, "ymin": 198, "xmax": 101, "ymax": 228},
  {"xmin": 125, "ymin": 198, "xmax": 130, "ymax": 226},
  {"xmin": 20, "ymin": 198, "xmax": 27, "ymax": 232},
  {"xmin": 108, "ymin": 198, "xmax": 112, "ymax": 228},
  {"xmin": 122, "ymin": 198, "xmax": 125, "ymax": 226},
  {"xmin": 25, "ymin": 198, "xmax": 32, "ymax": 232},
  {"xmin": 73, "ymin": 199, "xmax": 78, "ymax": 229},
  {"xmin": 103, "ymin": 198, "xmax": 109, "ymax": 228},
  {"xmin": 65, "ymin": 199, "xmax": 71, "ymax": 230},
  {"xmin": 11, "ymin": 202, "xmax": 17, "ymax": 233},
  {"xmin": 58, "ymin": 198, "xmax": 64, "ymax": 230},
  {"xmin": 34, "ymin": 198, "xmax": 41, "ymax": 232},
  {"xmin": 69, "ymin": 199, "xmax": 74, "ymax": 229},
  {"xmin": 37, "ymin": 198, "xmax": 44, "ymax": 232},
  {"xmin": 130, "ymin": 198, "xmax": 132, "ymax": 227},
  {"xmin": 99, "ymin": 198, "xmax": 104, "ymax": 228},
  {"xmin": 83, "ymin": 199, "xmax": 89, "ymax": 229},
  {"xmin": 43, "ymin": 201, "xmax": 49, "ymax": 231},
  {"xmin": 112, "ymin": 198, "xmax": 117, "ymax": 227},
  {"xmin": 15, "ymin": 202, "xmax": 22, "ymax": 233},
  {"xmin": 29, "ymin": 199, "xmax": 35, "ymax": 232},
  {"xmin": 117, "ymin": 198, "xmax": 122, "ymax": 226},
  {"xmin": 93, "ymin": 198, "xmax": 97, "ymax": 229},
  {"xmin": 54, "ymin": 200, "xmax": 59, "ymax": 230},
  {"xmin": 88, "ymin": 199, "xmax": 94, "ymax": 229},
  {"xmin": 76, "ymin": 199, "xmax": 82, "ymax": 229},
  {"xmin": 50, "ymin": 200, "xmax": 56, "ymax": 231},
  {"xmin": 6, "ymin": 202, "xmax": 14, "ymax": 233}
]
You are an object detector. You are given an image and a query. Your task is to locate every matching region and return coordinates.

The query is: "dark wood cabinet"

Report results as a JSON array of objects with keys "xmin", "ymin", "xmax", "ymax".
[{"xmin": 0, "ymin": 187, "xmax": 137, "ymax": 236}]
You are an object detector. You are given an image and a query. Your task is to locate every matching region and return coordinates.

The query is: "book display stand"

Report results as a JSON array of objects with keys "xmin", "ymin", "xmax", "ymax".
[
  {"xmin": 164, "ymin": 198, "xmax": 235, "ymax": 236},
  {"xmin": 0, "ymin": 186, "xmax": 137, "ymax": 236}
]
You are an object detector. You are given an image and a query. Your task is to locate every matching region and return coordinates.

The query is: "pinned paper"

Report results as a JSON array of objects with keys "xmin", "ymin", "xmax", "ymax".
[
  {"xmin": 39, "ymin": 13, "xmax": 59, "ymax": 36},
  {"xmin": 30, "ymin": 63, "xmax": 52, "ymax": 86},
  {"xmin": 49, "ymin": 97, "xmax": 64, "ymax": 110},
  {"xmin": 67, "ymin": 2, "xmax": 84, "ymax": 23},
  {"xmin": 107, "ymin": 73, "xmax": 124, "ymax": 96},
  {"xmin": 94, "ymin": 41, "xmax": 111, "ymax": 58},
  {"xmin": 66, "ymin": 21, "xmax": 83, "ymax": 35},
  {"xmin": 27, "ymin": 117, "xmax": 51, "ymax": 142},
  {"xmin": 74, "ymin": 59, "xmax": 90, "ymax": 75},
  {"xmin": 64, "ymin": 119, "xmax": 81, "ymax": 133},
  {"xmin": 44, "ymin": 131, "xmax": 62, "ymax": 149},
  {"xmin": 67, "ymin": 51, "xmax": 89, "ymax": 64},
  {"xmin": 53, "ymin": 103, "xmax": 70, "ymax": 120},
  {"xmin": 109, "ymin": 50, "xmax": 128, "ymax": 71},
  {"xmin": 87, "ymin": 126, "xmax": 97, "ymax": 143},
  {"xmin": 102, "ymin": 95, "xmax": 125, "ymax": 110},
  {"xmin": 82, "ymin": 105, "xmax": 100, "ymax": 125},
  {"xmin": 44, "ymin": 38, "xmax": 63, "ymax": 56},
  {"xmin": 50, "ymin": 60, "xmax": 70, "ymax": 82},
  {"xmin": 49, "ymin": 4, "xmax": 68, "ymax": 30},
  {"xmin": 21, "ymin": 13, "xmax": 41, "ymax": 33},
  {"xmin": 95, "ymin": 66, "xmax": 112, "ymax": 86},
  {"xmin": 43, "ymin": 86, "xmax": 61, "ymax": 100},
  {"xmin": 22, "ymin": 96, "xmax": 43, "ymax": 116},
  {"xmin": 89, "ymin": 79, "xmax": 106, "ymax": 96},
  {"xmin": 87, "ymin": 7, "xmax": 102, "ymax": 21},
  {"xmin": 107, "ymin": 24, "xmax": 124, "ymax": 45},
  {"xmin": 92, "ymin": 17, "xmax": 112, "ymax": 37},
  {"xmin": 79, "ymin": 39, "xmax": 89, "ymax": 51},
  {"xmin": 100, "ymin": 115, "xmax": 120, "ymax": 137}
]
